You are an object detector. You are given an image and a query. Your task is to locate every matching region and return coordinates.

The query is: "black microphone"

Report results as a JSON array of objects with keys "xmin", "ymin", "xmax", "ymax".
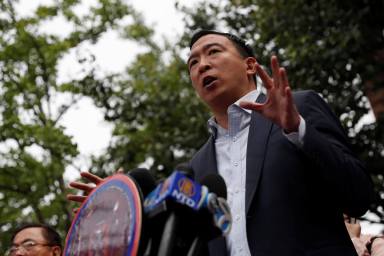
[
  {"xmin": 199, "ymin": 174, "xmax": 227, "ymax": 199},
  {"xmin": 187, "ymin": 174, "xmax": 229, "ymax": 256},
  {"xmin": 144, "ymin": 170, "xmax": 231, "ymax": 256},
  {"xmin": 127, "ymin": 168, "xmax": 157, "ymax": 198},
  {"xmin": 174, "ymin": 162, "xmax": 194, "ymax": 178},
  {"xmin": 126, "ymin": 168, "xmax": 157, "ymax": 256}
]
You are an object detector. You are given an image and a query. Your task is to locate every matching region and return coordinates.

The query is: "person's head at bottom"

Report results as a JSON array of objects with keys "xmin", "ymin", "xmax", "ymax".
[{"xmin": 7, "ymin": 223, "xmax": 62, "ymax": 256}]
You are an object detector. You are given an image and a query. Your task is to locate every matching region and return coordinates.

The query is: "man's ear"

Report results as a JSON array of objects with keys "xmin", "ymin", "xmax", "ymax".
[
  {"xmin": 52, "ymin": 246, "xmax": 62, "ymax": 256},
  {"xmin": 245, "ymin": 57, "xmax": 257, "ymax": 76}
]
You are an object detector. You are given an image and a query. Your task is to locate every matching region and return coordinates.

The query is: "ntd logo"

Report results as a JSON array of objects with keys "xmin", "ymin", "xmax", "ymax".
[
  {"xmin": 177, "ymin": 177, "xmax": 195, "ymax": 197},
  {"xmin": 170, "ymin": 177, "xmax": 198, "ymax": 208}
]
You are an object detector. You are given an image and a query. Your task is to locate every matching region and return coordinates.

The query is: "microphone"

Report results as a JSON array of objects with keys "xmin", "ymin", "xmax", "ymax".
[
  {"xmin": 174, "ymin": 163, "xmax": 231, "ymax": 235},
  {"xmin": 187, "ymin": 174, "xmax": 231, "ymax": 256},
  {"xmin": 174, "ymin": 162, "xmax": 194, "ymax": 178},
  {"xmin": 127, "ymin": 168, "xmax": 157, "ymax": 198},
  {"xmin": 143, "ymin": 170, "xmax": 231, "ymax": 256},
  {"xmin": 126, "ymin": 168, "xmax": 157, "ymax": 256},
  {"xmin": 199, "ymin": 174, "xmax": 231, "ymax": 236}
]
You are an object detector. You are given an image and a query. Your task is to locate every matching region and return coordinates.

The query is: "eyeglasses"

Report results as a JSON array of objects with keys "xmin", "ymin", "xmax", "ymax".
[{"xmin": 6, "ymin": 240, "xmax": 53, "ymax": 255}]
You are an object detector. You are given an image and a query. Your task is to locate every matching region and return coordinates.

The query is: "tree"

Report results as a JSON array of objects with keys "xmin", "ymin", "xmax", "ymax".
[
  {"xmin": 177, "ymin": 0, "xmax": 384, "ymax": 224},
  {"xmin": 0, "ymin": 0, "xmax": 140, "ymax": 251},
  {"xmin": 84, "ymin": 0, "xmax": 383, "ymax": 227},
  {"xmin": 81, "ymin": 28, "xmax": 210, "ymax": 178}
]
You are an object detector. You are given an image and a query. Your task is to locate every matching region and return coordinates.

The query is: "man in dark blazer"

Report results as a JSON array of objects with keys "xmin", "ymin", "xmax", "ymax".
[
  {"xmin": 187, "ymin": 30, "xmax": 373, "ymax": 256},
  {"xmin": 67, "ymin": 29, "xmax": 373, "ymax": 256}
]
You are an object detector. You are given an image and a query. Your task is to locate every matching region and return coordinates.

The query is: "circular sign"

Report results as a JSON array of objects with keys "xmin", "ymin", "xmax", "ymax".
[{"xmin": 64, "ymin": 174, "xmax": 142, "ymax": 256}]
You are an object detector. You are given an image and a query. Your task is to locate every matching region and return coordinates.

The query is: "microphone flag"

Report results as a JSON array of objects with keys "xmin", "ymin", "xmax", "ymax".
[
  {"xmin": 143, "ymin": 171, "xmax": 208, "ymax": 214},
  {"xmin": 143, "ymin": 171, "xmax": 231, "ymax": 235}
]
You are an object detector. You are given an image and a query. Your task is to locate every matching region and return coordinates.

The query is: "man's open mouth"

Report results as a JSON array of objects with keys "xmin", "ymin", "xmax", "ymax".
[{"xmin": 203, "ymin": 76, "xmax": 217, "ymax": 88}]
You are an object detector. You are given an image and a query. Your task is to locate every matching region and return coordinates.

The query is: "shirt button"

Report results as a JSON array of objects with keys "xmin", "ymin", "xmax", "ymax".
[
  {"xmin": 236, "ymin": 215, "xmax": 240, "ymax": 221},
  {"xmin": 235, "ymin": 189, "xmax": 240, "ymax": 194},
  {"xmin": 232, "ymin": 137, "xmax": 237, "ymax": 142},
  {"xmin": 234, "ymin": 162, "xmax": 238, "ymax": 166}
]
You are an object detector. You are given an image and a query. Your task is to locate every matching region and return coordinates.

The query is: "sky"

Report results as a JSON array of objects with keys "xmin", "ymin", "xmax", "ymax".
[{"xmin": 12, "ymin": 0, "xmax": 383, "ymax": 234}]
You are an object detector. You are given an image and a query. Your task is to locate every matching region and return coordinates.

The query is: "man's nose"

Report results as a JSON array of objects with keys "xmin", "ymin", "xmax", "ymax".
[
  {"xmin": 198, "ymin": 57, "xmax": 211, "ymax": 73},
  {"xmin": 14, "ymin": 250, "xmax": 26, "ymax": 256}
]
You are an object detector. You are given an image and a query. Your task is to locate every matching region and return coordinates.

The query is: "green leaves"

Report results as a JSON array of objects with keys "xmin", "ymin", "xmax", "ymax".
[{"xmin": 0, "ymin": 0, "xmax": 139, "ymax": 252}]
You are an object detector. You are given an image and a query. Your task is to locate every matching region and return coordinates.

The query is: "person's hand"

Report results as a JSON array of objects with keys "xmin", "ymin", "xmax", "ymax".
[
  {"xmin": 67, "ymin": 168, "xmax": 124, "ymax": 213},
  {"xmin": 67, "ymin": 172, "xmax": 104, "ymax": 213},
  {"xmin": 239, "ymin": 55, "xmax": 300, "ymax": 133}
]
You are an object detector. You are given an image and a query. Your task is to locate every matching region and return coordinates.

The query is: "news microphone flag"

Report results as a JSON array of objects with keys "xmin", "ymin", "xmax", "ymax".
[{"xmin": 143, "ymin": 171, "xmax": 231, "ymax": 235}]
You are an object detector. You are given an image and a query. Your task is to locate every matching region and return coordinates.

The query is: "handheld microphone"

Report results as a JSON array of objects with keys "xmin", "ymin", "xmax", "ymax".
[
  {"xmin": 126, "ymin": 168, "xmax": 157, "ymax": 256},
  {"xmin": 144, "ymin": 171, "xmax": 208, "ymax": 213},
  {"xmin": 199, "ymin": 174, "xmax": 231, "ymax": 236},
  {"xmin": 127, "ymin": 168, "xmax": 157, "ymax": 198},
  {"xmin": 173, "ymin": 164, "xmax": 232, "ymax": 235},
  {"xmin": 143, "ymin": 170, "xmax": 232, "ymax": 256},
  {"xmin": 187, "ymin": 174, "xmax": 231, "ymax": 256}
]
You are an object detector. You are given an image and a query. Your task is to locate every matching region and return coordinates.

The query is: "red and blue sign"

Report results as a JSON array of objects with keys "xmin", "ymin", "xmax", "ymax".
[{"xmin": 64, "ymin": 174, "xmax": 142, "ymax": 256}]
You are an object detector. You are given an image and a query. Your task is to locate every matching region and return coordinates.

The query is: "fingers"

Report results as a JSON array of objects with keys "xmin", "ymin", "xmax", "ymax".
[
  {"xmin": 271, "ymin": 56, "xmax": 281, "ymax": 89},
  {"xmin": 256, "ymin": 55, "xmax": 286, "ymax": 91},
  {"xmin": 80, "ymin": 171, "xmax": 104, "ymax": 184},
  {"xmin": 255, "ymin": 63, "xmax": 273, "ymax": 89},
  {"xmin": 280, "ymin": 67, "xmax": 290, "ymax": 96},
  {"xmin": 239, "ymin": 101, "xmax": 264, "ymax": 112},
  {"xmin": 67, "ymin": 194, "xmax": 87, "ymax": 203},
  {"xmin": 69, "ymin": 181, "xmax": 96, "ymax": 193}
]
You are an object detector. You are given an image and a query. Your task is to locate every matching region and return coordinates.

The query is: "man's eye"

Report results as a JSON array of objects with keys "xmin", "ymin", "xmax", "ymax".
[
  {"xmin": 209, "ymin": 49, "xmax": 220, "ymax": 55},
  {"xmin": 189, "ymin": 60, "xmax": 198, "ymax": 68}
]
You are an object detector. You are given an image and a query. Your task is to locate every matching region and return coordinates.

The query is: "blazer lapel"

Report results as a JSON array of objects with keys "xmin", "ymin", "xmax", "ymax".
[{"xmin": 245, "ymin": 93, "xmax": 273, "ymax": 213}]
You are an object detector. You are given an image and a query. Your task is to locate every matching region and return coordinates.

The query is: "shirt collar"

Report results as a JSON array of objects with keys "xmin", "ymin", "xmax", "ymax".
[
  {"xmin": 208, "ymin": 89, "xmax": 260, "ymax": 137},
  {"xmin": 232, "ymin": 89, "xmax": 260, "ymax": 114}
]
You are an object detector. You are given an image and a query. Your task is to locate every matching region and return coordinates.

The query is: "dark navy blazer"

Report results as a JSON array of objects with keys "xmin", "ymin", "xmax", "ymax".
[{"xmin": 189, "ymin": 90, "xmax": 373, "ymax": 256}]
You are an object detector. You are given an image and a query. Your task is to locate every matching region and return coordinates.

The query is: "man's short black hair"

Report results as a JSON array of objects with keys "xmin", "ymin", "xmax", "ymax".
[
  {"xmin": 11, "ymin": 223, "xmax": 62, "ymax": 249},
  {"xmin": 189, "ymin": 29, "xmax": 257, "ymax": 84},
  {"xmin": 190, "ymin": 30, "xmax": 255, "ymax": 59}
]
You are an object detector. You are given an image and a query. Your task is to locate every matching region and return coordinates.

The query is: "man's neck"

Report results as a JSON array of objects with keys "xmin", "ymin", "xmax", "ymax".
[{"xmin": 210, "ymin": 88, "xmax": 257, "ymax": 130}]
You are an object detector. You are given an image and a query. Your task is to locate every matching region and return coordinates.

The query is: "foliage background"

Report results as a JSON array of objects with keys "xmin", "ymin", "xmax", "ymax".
[{"xmin": 0, "ymin": 0, "xmax": 383, "ymax": 252}]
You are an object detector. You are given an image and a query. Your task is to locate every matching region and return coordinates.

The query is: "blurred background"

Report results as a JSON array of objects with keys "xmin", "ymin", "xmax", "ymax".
[{"xmin": 0, "ymin": 0, "xmax": 383, "ymax": 252}]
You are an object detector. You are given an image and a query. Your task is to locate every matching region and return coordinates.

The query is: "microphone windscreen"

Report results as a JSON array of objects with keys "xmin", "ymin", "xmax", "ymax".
[
  {"xmin": 174, "ymin": 162, "xmax": 194, "ymax": 178},
  {"xmin": 199, "ymin": 174, "xmax": 227, "ymax": 199},
  {"xmin": 127, "ymin": 168, "xmax": 157, "ymax": 198}
]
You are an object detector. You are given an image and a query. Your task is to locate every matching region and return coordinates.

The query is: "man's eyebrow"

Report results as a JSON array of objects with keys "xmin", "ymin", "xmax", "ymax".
[{"xmin": 187, "ymin": 42, "xmax": 224, "ymax": 65}]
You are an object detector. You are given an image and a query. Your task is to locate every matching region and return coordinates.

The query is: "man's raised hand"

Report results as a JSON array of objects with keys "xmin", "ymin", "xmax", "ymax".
[{"xmin": 239, "ymin": 55, "xmax": 300, "ymax": 133}]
